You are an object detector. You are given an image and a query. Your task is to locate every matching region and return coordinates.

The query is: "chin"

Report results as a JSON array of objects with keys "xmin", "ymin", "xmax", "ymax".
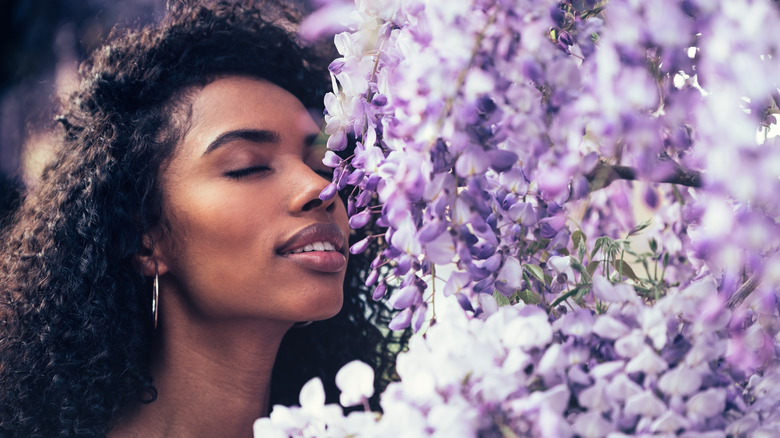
[
  {"xmin": 311, "ymin": 294, "xmax": 344, "ymax": 321},
  {"xmin": 289, "ymin": 285, "xmax": 344, "ymax": 322}
]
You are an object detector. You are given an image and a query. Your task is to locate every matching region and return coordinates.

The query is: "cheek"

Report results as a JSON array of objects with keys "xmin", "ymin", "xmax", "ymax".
[
  {"xmin": 171, "ymin": 183, "xmax": 271, "ymax": 235},
  {"xmin": 160, "ymin": 184, "xmax": 277, "ymax": 280},
  {"xmin": 335, "ymin": 197, "xmax": 350, "ymax": 230}
]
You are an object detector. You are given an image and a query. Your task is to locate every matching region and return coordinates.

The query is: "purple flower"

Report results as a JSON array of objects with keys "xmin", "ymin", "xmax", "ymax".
[
  {"xmin": 388, "ymin": 307, "xmax": 413, "ymax": 330},
  {"xmin": 487, "ymin": 149, "xmax": 519, "ymax": 172},
  {"xmin": 388, "ymin": 284, "xmax": 420, "ymax": 309},
  {"xmin": 348, "ymin": 210, "xmax": 372, "ymax": 229},
  {"xmin": 412, "ymin": 303, "xmax": 428, "ymax": 332},
  {"xmin": 319, "ymin": 183, "xmax": 338, "ymax": 201},
  {"xmin": 279, "ymin": 0, "xmax": 780, "ymax": 434},
  {"xmin": 372, "ymin": 283, "xmax": 387, "ymax": 300},
  {"xmin": 507, "ymin": 202, "xmax": 537, "ymax": 227},
  {"xmin": 349, "ymin": 236, "xmax": 371, "ymax": 254}
]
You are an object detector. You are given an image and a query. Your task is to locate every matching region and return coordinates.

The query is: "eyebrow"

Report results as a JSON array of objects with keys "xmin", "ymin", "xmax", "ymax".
[
  {"xmin": 202, "ymin": 129, "xmax": 280, "ymax": 155},
  {"xmin": 201, "ymin": 129, "xmax": 321, "ymax": 155}
]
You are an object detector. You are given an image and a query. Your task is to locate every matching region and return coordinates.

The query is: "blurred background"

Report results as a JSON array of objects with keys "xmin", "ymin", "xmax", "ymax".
[{"xmin": 1, "ymin": 0, "xmax": 168, "ymax": 187}]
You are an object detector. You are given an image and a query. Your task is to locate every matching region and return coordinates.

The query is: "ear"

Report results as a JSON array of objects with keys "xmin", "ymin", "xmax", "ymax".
[{"xmin": 133, "ymin": 230, "xmax": 171, "ymax": 277}]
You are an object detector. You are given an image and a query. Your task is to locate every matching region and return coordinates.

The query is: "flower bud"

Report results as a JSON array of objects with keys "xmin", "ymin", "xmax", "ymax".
[
  {"xmin": 319, "ymin": 183, "xmax": 338, "ymax": 201},
  {"xmin": 365, "ymin": 269, "xmax": 379, "ymax": 286},
  {"xmin": 394, "ymin": 256, "xmax": 412, "ymax": 276},
  {"xmin": 355, "ymin": 190, "xmax": 372, "ymax": 208},
  {"xmin": 365, "ymin": 174, "xmax": 381, "ymax": 191},
  {"xmin": 388, "ymin": 307, "xmax": 412, "ymax": 330},
  {"xmin": 387, "ymin": 285, "xmax": 420, "ymax": 309},
  {"xmin": 350, "ymin": 236, "xmax": 371, "ymax": 254},
  {"xmin": 347, "ymin": 198, "xmax": 357, "ymax": 216},
  {"xmin": 412, "ymin": 304, "xmax": 428, "ymax": 333},
  {"xmin": 349, "ymin": 210, "xmax": 372, "ymax": 229},
  {"xmin": 456, "ymin": 293, "xmax": 474, "ymax": 312},
  {"xmin": 337, "ymin": 171, "xmax": 351, "ymax": 190},
  {"xmin": 328, "ymin": 58, "xmax": 345, "ymax": 74},
  {"xmin": 372, "ymin": 283, "xmax": 387, "ymax": 300},
  {"xmin": 347, "ymin": 169, "xmax": 365, "ymax": 185},
  {"xmin": 370, "ymin": 255, "xmax": 384, "ymax": 269}
]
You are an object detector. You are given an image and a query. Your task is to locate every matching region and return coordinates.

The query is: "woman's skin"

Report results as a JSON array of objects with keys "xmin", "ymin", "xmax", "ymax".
[{"xmin": 111, "ymin": 76, "xmax": 349, "ymax": 438}]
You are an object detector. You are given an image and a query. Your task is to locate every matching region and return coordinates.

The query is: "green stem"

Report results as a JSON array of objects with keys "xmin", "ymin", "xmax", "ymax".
[{"xmin": 430, "ymin": 265, "xmax": 438, "ymax": 323}]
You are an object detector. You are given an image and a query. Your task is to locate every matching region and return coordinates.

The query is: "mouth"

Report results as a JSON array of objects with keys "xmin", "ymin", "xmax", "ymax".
[
  {"xmin": 287, "ymin": 240, "xmax": 339, "ymax": 254},
  {"xmin": 276, "ymin": 223, "xmax": 348, "ymax": 273}
]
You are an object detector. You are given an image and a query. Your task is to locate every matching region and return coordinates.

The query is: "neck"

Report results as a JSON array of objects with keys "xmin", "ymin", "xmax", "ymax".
[{"xmin": 110, "ymin": 293, "xmax": 291, "ymax": 438}]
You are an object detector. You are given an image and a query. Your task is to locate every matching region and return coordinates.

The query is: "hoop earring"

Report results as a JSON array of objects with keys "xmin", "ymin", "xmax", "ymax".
[{"xmin": 152, "ymin": 264, "xmax": 159, "ymax": 330}]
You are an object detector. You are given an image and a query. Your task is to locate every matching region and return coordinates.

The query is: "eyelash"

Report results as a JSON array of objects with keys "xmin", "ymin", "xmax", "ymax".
[
  {"xmin": 225, "ymin": 167, "xmax": 332, "ymax": 181},
  {"xmin": 224, "ymin": 166, "xmax": 270, "ymax": 180}
]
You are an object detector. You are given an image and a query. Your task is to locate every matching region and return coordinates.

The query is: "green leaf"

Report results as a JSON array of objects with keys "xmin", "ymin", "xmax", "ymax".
[
  {"xmin": 517, "ymin": 289, "xmax": 541, "ymax": 305},
  {"xmin": 570, "ymin": 258, "xmax": 592, "ymax": 282},
  {"xmin": 590, "ymin": 237, "xmax": 606, "ymax": 260},
  {"xmin": 627, "ymin": 218, "xmax": 652, "ymax": 237},
  {"xmin": 607, "ymin": 244, "xmax": 619, "ymax": 259},
  {"xmin": 524, "ymin": 264, "xmax": 546, "ymax": 284},
  {"xmin": 611, "ymin": 259, "xmax": 640, "ymax": 282},
  {"xmin": 586, "ymin": 260, "xmax": 600, "ymax": 277},
  {"xmin": 572, "ymin": 229, "xmax": 586, "ymax": 250},
  {"xmin": 493, "ymin": 289, "xmax": 511, "ymax": 307},
  {"xmin": 551, "ymin": 285, "xmax": 588, "ymax": 308}
]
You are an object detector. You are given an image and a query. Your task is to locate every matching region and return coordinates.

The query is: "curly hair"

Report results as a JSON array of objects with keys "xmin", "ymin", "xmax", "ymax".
[
  {"xmin": 0, "ymin": 175, "xmax": 19, "ymax": 227},
  {"xmin": 0, "ymin": 1, "xmax": 408, "ymax": 436}
]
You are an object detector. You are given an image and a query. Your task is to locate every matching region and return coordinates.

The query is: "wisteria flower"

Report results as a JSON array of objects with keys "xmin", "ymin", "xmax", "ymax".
[
  {"xmin": 335, "ymin": 360, "xmax": 375, "ymax": 408},
  {"xmin": 260, "ymin": 0, "xmax": 780, "ymax": 434}
]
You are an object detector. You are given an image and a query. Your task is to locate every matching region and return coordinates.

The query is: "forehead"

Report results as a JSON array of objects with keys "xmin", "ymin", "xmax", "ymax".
[{"xmin": 184, "ymin": 76, "xmax": 319, "ymax": 146}]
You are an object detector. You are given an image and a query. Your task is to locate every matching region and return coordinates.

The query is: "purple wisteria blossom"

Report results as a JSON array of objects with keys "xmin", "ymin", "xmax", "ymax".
[
  {"xmin": 321, "ymin": 0, "xmax": 780, "ymax": 326},
  {"xmin": 257, "ymin": 0, "xmax": 780, "ymax": 435}
]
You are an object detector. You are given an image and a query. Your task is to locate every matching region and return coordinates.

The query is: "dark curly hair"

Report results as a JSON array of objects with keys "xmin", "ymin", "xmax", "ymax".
[
  {"xmin": 0, "ymin": 1, "xmax": 408, "ymax": 436},
  {"xmin": 0, "ymin": 175, "xmax": 19, "ymax": 227}
]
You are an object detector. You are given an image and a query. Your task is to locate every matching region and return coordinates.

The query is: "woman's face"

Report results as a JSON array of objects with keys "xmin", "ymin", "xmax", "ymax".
[{"xmin": 154, "ymin": 76, "xmax": 348, "ymax": 324}]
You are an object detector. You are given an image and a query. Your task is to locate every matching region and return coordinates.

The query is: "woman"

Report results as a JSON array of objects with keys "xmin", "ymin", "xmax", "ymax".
[{"xmin": 0, "ymin": 1, "xmax": 406, "ymax": 436}]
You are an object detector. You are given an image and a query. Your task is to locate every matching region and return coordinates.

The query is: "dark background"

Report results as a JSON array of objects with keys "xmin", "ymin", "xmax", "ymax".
[{"xmin": 1, "ymin": 0, "xmax": 169, "ymax": 185}]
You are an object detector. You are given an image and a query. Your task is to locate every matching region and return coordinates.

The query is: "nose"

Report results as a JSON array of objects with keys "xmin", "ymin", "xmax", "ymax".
[{"xmin": 288, "ymin": 161, "xmax": 338, "ymax": 215}]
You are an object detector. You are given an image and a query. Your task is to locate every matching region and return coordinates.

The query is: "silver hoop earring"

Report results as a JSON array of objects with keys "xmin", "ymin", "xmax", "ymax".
[{"xmin": 152, "ymin": 264, "xmax": 159, "ymax": 329}]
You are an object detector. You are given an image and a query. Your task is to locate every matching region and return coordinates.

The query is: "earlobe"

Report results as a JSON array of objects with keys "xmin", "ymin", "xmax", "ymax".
[{"xmin": 134, "ymin": 233, "xmax": 170, "ymax": 277}]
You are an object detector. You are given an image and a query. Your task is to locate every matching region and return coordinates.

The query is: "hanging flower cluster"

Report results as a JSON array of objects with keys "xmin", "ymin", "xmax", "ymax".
[
  {"xmin": 257, "ymin": 0, "xmax": 780, "ymax": 435},
  {"xmin": 256, "ymin": 277, "xmax": 780, "ymax": 436},
  {"xmin": 316, "ymin": 0, "xmax": 780, "ymax": 330}
]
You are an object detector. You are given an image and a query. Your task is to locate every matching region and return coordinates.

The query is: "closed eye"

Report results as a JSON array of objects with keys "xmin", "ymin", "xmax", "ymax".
[{"xmin": 225, "ymin": 165, "xmax": 271, "ymax": 180}]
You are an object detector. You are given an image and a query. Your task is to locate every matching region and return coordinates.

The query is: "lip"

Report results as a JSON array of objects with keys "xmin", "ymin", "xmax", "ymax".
[{"xmin": 276, "ymin": 223, "xmax": 348, "ymax": 273}]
